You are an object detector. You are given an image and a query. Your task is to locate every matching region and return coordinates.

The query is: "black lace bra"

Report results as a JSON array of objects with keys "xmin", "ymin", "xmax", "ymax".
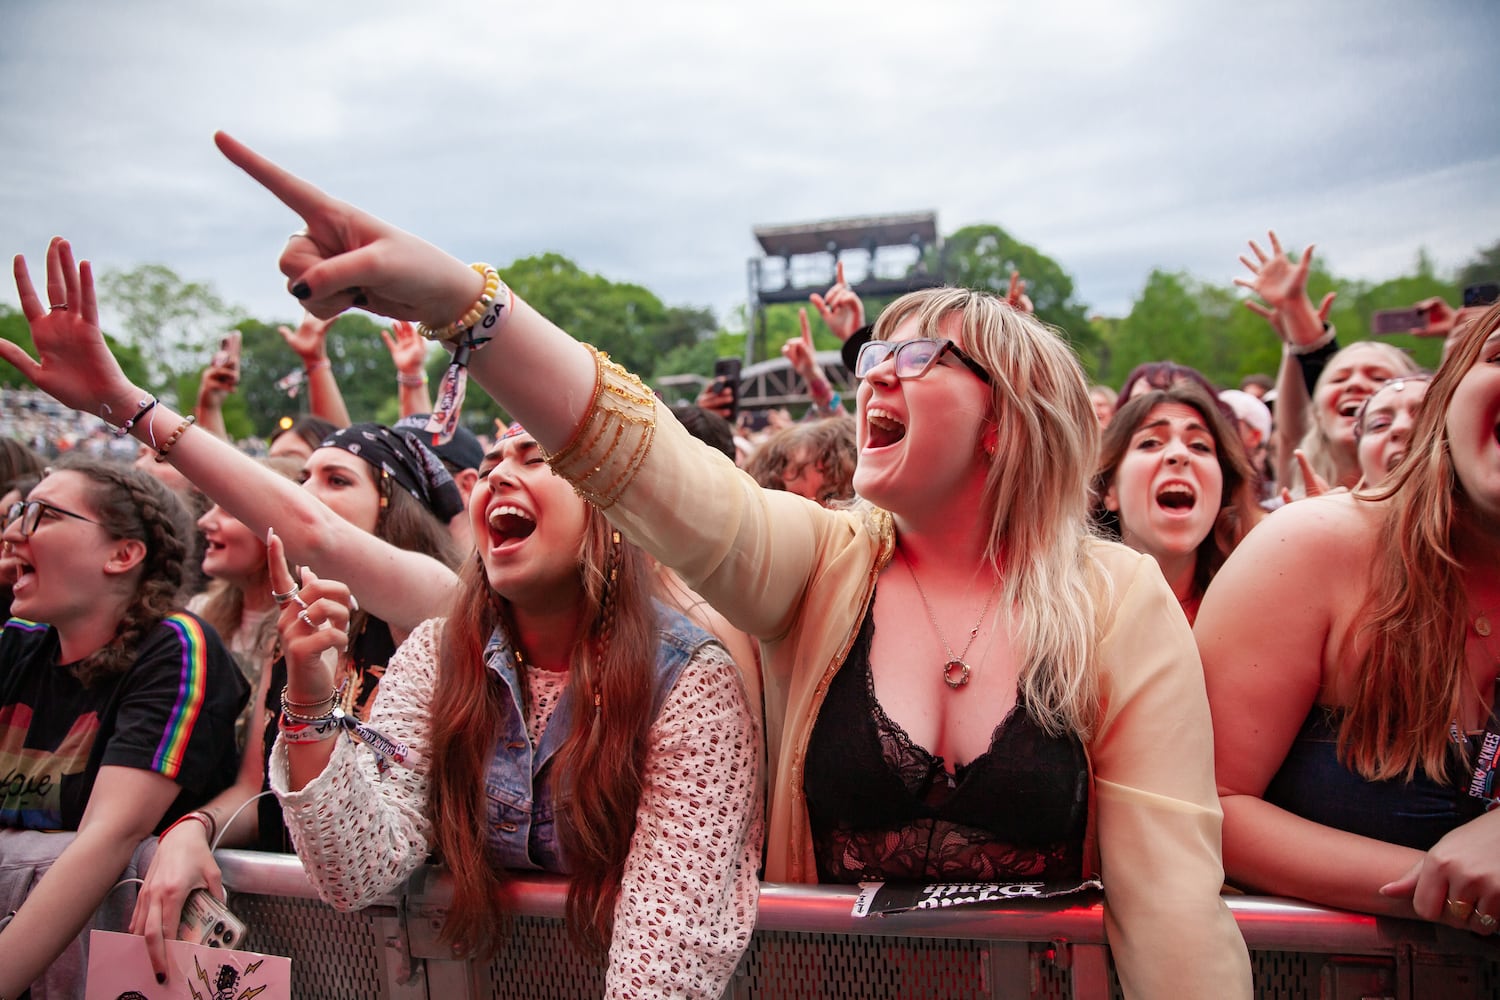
[{"xmin": 804, "ymin": 602, "xmax": 1089, "ymax": 883}]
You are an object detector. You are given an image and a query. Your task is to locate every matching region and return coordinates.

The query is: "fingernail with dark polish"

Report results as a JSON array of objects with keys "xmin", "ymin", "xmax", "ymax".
[
  {"xmin": 352, "ymin": 293, "xmax": 368, "ymax": 307},
  {"xmin": 291, "ymin": 282, "xmax": 311, "ymax": 300},
  {"xmin": 157, "ymin": 973, "xmax": 167, "ymax": 984}
]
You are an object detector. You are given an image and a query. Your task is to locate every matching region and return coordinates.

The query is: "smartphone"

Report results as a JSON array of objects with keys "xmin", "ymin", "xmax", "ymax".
[
  {"xmin": 711, "ymin": 357, "xmax": 743, "ymax": 418},
  {"xmin": 1464, "ymin": 283, "xmax": 1500, "ymax": 309},
  {"xmin": 212, "ymin": 331, "xmax": 242, "ymax": 373},
  {"xmin": 1370, "ymin": 307, "xmax": 1428, "ymax": 336},
  {"xmin": 178, "ymin": 887, "xmax": 247, "ymax": 949}
]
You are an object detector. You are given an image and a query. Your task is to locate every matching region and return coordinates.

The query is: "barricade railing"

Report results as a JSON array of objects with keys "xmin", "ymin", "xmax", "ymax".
[{"xmin": 201, "ymin": 847, "xmax": 1500, "ymax": 1000}]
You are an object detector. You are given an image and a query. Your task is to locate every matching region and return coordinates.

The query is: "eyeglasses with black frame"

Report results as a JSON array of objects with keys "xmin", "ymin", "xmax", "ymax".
[
  {"xmin": 4, "ymin": 499, "xmax": 103, "ymax": 539},
  {"xmin": 854, "ymin": 338, "xmax": 994, "ymax": 385}
]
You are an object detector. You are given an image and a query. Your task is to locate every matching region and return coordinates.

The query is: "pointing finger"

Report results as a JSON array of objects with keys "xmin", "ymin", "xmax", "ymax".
[
  {"xmin": 214, "ymin": 131, "xmax": 334, "ymax": 225},
  {"xmin": 266, "ymin": 529, "xmax": 297, "ymax": 597}
]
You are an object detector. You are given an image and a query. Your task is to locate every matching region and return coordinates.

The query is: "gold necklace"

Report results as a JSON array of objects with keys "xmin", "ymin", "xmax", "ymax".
[{"xmin": 902, "ymin": 553, "xmax": 1002, "ymax": 690}]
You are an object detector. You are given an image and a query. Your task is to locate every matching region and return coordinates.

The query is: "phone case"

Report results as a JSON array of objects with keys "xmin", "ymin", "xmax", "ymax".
[{"xmin": 178, "ymin": 887, "xmax": 247, "ymax": 949}]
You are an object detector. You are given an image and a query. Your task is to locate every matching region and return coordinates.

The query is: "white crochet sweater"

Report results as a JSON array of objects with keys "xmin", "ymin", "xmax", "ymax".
[{"xmin": 270, "ymin": 617, "xmax": 762, "ymax": 999}]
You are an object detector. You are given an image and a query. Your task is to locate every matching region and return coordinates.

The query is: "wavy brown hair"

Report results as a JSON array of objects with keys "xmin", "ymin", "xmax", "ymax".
[
  {"xmin": 1340, "ymin": 302, "xmax": 1500, "ymax": 782},
  {"xmin": 1091, "ymin": 382, "xmax": 1263, "ymax": 603},
  {"xmin": 744, "ymin": 414, "xmax": 857, "ymax": 504},
  {"xmin": 48, "ymin": 454, "xmax": 193, "ymax": 686},
  {"xmin": 426, "ymin": 505, "xmax": 660, "ymax": 958}
]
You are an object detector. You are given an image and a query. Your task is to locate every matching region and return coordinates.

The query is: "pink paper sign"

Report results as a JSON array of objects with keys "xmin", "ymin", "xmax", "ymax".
[{"xmin": 85, "ymin": 930, "xmax": 290, "ymax": 1000}]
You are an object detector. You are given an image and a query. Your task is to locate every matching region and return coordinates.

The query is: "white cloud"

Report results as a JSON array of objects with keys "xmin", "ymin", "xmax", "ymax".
[{"xmin": 1, "ymin": 0, "xmax": 1496, "ymax": 343}]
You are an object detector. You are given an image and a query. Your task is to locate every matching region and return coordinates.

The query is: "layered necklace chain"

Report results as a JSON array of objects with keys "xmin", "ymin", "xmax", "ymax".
[{"xmin": 902, "ymin": 553, "xmax": 1001, "ymax": 690}]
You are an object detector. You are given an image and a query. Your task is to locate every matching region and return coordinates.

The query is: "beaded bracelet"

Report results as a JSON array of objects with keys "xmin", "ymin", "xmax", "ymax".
[
  {"xmin": 113, "ymin": 396, "xmax": 159, "ymax": 438},
  {"xmin": 418, "ymin": 264, "xmax": 501, "ymax": 342},
  {"xmin": 154, "ymin": 415, "xmax": 196, "ymax": 463},
  {"xmin": 281, "ymin": 688, "xmax": 338, "ymax": 723}
]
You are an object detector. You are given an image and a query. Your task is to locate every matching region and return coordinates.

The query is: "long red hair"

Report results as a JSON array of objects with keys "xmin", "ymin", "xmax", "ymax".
[{"xmin": 426, "ymin": 508, "xmax": 660, "ymax": 957}]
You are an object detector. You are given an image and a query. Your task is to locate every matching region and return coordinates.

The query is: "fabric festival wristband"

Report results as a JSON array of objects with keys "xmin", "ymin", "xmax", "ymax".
[
  {"xmin": 425, "ymin": 285, "xmax": 514, "ymax": 445},
  {"xmin": 279, "ymin": 714, "xmax": 341, "ymax": 744}
]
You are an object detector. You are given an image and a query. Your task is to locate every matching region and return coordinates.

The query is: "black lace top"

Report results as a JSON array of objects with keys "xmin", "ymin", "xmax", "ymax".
[{"xmin": 805, "ymin": 603, "xmax": 1089, "ymax": 883}]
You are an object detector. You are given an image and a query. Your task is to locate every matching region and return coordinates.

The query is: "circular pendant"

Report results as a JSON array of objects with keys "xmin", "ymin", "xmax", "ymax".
[
  {"xmin": 1479, "ymin": 615, "xmax": 1493, "ymax": 638},
  {"xmin": 942, "ymin": 659, "xmax": 971, "ymax": 689}
]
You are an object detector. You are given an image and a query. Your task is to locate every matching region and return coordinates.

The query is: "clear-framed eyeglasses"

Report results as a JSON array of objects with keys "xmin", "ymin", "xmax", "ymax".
[{"xmin": 854, "ymin": 338, "xmax": 994, "ymax": 385}]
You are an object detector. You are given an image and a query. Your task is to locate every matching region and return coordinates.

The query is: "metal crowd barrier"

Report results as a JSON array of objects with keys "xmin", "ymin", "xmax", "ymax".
[{"xmin": 194, "ymin": 848, "xmax": 1500, "ymax": 1000}]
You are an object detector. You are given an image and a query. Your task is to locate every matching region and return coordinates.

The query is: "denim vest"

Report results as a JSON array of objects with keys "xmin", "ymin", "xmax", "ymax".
[{"xmin": 481, "ymin": 602, "xmax": 713, "ymax": 872}]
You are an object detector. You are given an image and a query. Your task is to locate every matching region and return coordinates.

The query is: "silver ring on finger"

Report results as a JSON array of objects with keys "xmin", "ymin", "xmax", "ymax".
[
  {"xmin": 50, "ymin": 302, "xmax": 68, "ymax": 311},
  {"xmin": 1475, "ymin": 911, "xmax": 1498, "ymax": 932},
  {"xmin": 271, "ymin": 582, "xmax": 302, "ymax": 605},
  {"xmin": 289, "ymin": 230, "xmax": 315, "ymax": 244},
  {"xmin": 297, "ymin": 609, "xmax": 327, "ymax": 631}
]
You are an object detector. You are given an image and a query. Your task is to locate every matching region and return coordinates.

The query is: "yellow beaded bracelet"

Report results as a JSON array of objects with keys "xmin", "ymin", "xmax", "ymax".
[{"xmin": 419, "ymin": 263, "xmax": 501, "ymax": 342}]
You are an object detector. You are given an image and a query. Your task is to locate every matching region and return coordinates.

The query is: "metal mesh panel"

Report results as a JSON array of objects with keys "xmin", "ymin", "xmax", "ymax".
[
  {"xmin": 733, "ymin": 930, "xmax": 1005, "ymax": 999},
  {"xmin": 1481, "ymin": 957, "xmax": 1500, "ymax": 998},
  {"xmin": 1246, "ymin": 950, "xmax": 1322, "ymax": 1000},
  {"xmin": 231, "ymin": 893, "xmax": 385, "ymax": 1000},
  {"xmin": 478, "ymin": 914, "xmax": 608, "ymax": 999}
]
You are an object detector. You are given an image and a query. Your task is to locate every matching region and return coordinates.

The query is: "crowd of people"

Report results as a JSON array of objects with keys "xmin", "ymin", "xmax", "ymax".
[{"xmin": 0, "ymin": 132, "xmax": 1497, "ymax": 998}]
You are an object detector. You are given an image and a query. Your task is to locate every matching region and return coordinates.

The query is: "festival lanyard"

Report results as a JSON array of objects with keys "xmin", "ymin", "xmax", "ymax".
[{"xmin": 1449, "ymin": 687, "xmax": 1500, "ymax": 810}]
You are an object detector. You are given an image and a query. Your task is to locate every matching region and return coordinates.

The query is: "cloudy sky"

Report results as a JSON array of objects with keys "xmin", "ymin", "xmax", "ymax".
[{"xmin": 2, "ymin": 0, "xmax": 1497, "ymax": 338}]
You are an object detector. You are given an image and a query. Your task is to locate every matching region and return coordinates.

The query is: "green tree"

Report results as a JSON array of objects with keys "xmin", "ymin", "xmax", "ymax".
[
  {"xmin": 1457, "ymin": 239, "xmax": 1500, "ymax": 290},
  {"xmin": 0, "ymin": 304, "xmax": 149, "ymax": 394},
  {"xmin": 98, "ymin": 265, "xmax": 238, "ymax": 393},
  {"xmin": 939, "ymin": 224, "xmax": 1095, "ymax": 352}
]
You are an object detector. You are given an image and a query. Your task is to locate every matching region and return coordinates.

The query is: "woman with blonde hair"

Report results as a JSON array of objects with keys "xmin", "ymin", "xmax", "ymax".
[
  {"xmin": 1201, "ymin": 303, "xmax": 1500, "ymax": 932},
  {"xmin": 205, "ymin": 132, "xmax": 1251, "ymax": 997}
]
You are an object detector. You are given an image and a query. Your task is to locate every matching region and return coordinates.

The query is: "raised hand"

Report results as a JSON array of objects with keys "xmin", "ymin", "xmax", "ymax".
[
  {"xmin": 380, "ymin": 319, "xmax": 430, "ymax": 376},
  {"xmin": 214, "ymin": 132, "xmax": 482, "ymax": 323},
  {"xmin": 1004, "ymin": 270, "xmax": 1035, "ymax": 314},
  {"xmin": 268, "ymin": 529, "xmax": 351, "ymax": 704},
  {"xmin": 1, "ymin": 238, "xmax": 143, "ymax": 422},
  {"xmin": 1235, "ymin": 230, "xmax": 1328, "ymax": 350},
  {"xmin": 782, "ymin": 309, "xmax": 821, "ymax": 383},
  {"xmin": 277, "ymin": 312, "xmax": 336, "ymax": 364},
  {"xmin": 1235, "ymin": 231, "xmax": 1316, "ymax": 315},
  {"xmin": 695, "ymin": 381, "xmax": 735, "ymax": 420},
  {"xmin": 808, "ymin": 261, "xmax": 865, "ymax": 342}
]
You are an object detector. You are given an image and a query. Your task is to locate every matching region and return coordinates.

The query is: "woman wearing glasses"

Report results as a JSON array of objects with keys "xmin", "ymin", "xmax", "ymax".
[
  {"xmin": 160, "ymin": 133, "xmax": 1248, "ymax": 996},
  {"xmin": 0, "ymin": 455, "xmax": 245, "ymax": 996}
]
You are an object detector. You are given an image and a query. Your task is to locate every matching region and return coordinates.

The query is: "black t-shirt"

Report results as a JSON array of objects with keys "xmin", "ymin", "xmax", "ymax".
[{"xmin": 0, "ymin": 613, "xmax": 248, "ymax": 832}]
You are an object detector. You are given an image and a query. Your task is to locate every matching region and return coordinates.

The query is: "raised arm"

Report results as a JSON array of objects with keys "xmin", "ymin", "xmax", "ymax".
[
  {"xmin": 214, "ymin": 133, "xmax": 829, "ymax": 639},
  {"xmin": 0, "ymin": 240, "xmax": 455, "ymax": 631},
  {"xmin": 215, "ymin": 132, "xmax": 595, "ymax": 453},
  {"xmin": 278, "ymin": 312, "xmax": 352, "ymax": 428},
  {"xmin": 382, "ymin": 319, "xmax": 434, "ymax": 418}
]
